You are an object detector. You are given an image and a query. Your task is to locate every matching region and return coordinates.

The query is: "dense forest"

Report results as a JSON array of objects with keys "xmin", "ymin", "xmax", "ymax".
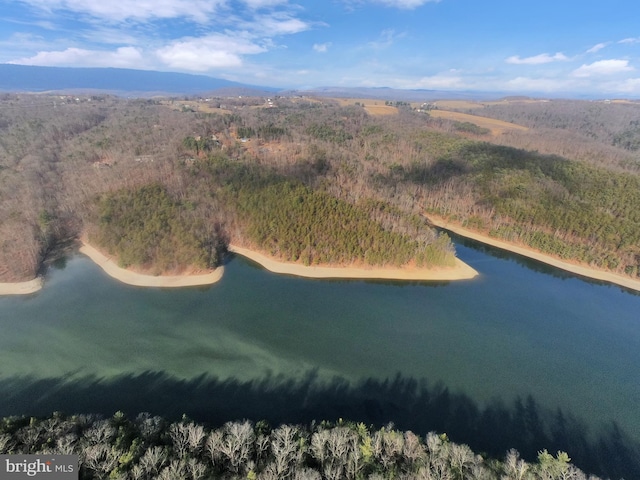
[
  {"xmin": 1, "ymin": 94, "xmax": 639, "ymax": 282},
  {"xmin": 0, "ymin": 412, "xmax": 601, "ymax": 480}
]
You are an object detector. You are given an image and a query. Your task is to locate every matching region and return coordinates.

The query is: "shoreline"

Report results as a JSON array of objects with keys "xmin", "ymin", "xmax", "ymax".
[
  {"xmin": 79, "ymin": 242, "xmax": 224, "ymax": 288},
  {"xmin": 426, "ymin": 215, "xmax": 640, "ymax": 292},
  {"xmin": 228, "ymin": 244, "xmax": 479, "ymax": 281},
  {"xmin": 0, "ymin": 277, "xmax": 43, "ymax": 295},
  {"xmin": 0, "ymin": 239, "xmax": 479, "ymax": 295}
]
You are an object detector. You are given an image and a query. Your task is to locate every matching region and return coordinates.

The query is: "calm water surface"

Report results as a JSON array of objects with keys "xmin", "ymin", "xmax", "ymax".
[{"xmin": 1, "ymin": 240, "xmax": 639, "ymax": 456}]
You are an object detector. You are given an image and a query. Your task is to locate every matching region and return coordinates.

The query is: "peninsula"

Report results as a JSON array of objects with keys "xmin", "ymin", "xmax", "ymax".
[
  {"xmin": 426, "ymin": 216, "xmax": 640, "ymax": 293},
  {"xmin": 229, "ymin": 244, "xmax": 478, "ymax": 281},
  {"xmin": 79, "ymin": 242, "xmax": 224, "ymax": 287},
  {"xmin": 79, "ymin": 241, "xmax": 478, "ymax": 288},
  {"xmin": 0, "ymin": 278, "xmax": 43, "ymax": 295}
]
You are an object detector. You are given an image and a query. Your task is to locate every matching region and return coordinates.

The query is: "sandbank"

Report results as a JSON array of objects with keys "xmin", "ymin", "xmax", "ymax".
[
  {"xmin": 0, "ymin": 277, "xmax": 43, "ymax": 295},
  {"xmin": 228, "ymin": 244, "xmax": 478, "ymax": 281},
  {"xmin": 79, "ymin": 242, "xmax": 223, "ymax": 287},
  {"xmin": 426, "ymin": 215, "xmax": 640, "ymax": 292}
]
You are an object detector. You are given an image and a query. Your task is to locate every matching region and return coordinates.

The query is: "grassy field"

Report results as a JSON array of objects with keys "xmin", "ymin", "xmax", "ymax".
[
  {"xmin": 431, "ymin": 99, "xmax": 552, "ymax": 110},
  {"xmin": 335, "ymin": 98, "xmax": 399, "ymax": 115},
  {"xmin": 428, "ymin": 109, "xmax": 529, "ymax": 135}
]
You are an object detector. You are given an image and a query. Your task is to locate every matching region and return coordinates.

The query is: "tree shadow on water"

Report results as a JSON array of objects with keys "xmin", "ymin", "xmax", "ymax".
[{"xmin": 1, "ymin": 371, "xmax": 638, "ymax": 479}]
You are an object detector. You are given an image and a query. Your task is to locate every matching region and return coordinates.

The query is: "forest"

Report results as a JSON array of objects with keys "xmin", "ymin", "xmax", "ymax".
[
  {"xmin": 0, "ymin": 94, "xmax": 639, "ymax": 282},
  {"xmin": 2, "ymin": 94, "xmax": 640, "ymax": 478},
  {"xmin": 0, "ymin": 411, "xmax": 600, "ymax": 480}
]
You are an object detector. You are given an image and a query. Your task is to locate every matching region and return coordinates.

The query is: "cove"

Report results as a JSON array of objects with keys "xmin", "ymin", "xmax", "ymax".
[{"xmin": 1, "ymin": 240, "xmax": 639, "ymax": 477}]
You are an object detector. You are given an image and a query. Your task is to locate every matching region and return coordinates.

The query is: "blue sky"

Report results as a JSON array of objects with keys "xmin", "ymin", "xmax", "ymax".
[{"xmin": 2, "ymin": 0, "xmax": 640, "ymax": 96}]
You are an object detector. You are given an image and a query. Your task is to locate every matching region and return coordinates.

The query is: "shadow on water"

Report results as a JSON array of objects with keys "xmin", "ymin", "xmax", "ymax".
[
  {"xmin": 447, "ymin": 232, "xmax": 640, "ymax": 296},
  {"xmin": 1, "ymin": 371, "xmax": 638, "ymax": 479}
]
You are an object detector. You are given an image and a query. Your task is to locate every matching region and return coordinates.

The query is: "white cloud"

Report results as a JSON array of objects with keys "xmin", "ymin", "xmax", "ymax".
[
  {"xmin": 611, "ymin": 78, "xmax": 640, "ymax": 93},
  {"xmin": 370, "ymin": 0, "xmax": 440, "ymax": 8},
  {"xmin": 15, "ymin": 0, "xmax": 225, "ymax": 23},
  {"xmin": 367, "ymin": 29, "xmax": 405, "ymax": 49},
  {"xmin": 249, "ymin": 14, "xmax": 309, "ymax": 35},
  {"xmin": 156, "ymin": 34, "xmax": 266, "ymax": 71},
  {"xmin": 586, "ymin": 42, "xmax": 609, "ymax": 54},
  {"xmin": 242, "ymin": 0, "xmax": 289, "ymax": 8},
  {"xmin": 505, "ymin": 52, "xmax": 569, "ymax": 65},
  {"xmin": 9, "ymin": 46, "xmax": 145, "ymax": 68},
  {"xmin": 505, "ymin": 77, "xmax": 574, "ymax": 92},
  {"xmin": 411, "ymin": 74, "xmax": 466, "ymax": 89},
  {"xmin": 572, "ymin": 59, "xmax": 634, "ymax": 77},
  {"xmin": 82, "ymin": 27, "xmax": 141, "ymax": 45},
  {"xmin": 313, "ymin": 42, "xmax": 331, "ymax": 53},
  {"xmin": 619, "ymin": 37, "xmax": 640, "ymax": 44}
]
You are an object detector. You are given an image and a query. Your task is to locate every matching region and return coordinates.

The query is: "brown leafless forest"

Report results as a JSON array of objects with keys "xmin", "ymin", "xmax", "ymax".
[{"xmin": 1, "ymin": 94, "xmax": 639, "ymax": 282}]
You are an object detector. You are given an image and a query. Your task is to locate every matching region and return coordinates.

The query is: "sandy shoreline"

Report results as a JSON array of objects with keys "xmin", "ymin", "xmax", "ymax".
[
  {"xmin": 228, "ymin": 244, "xmax": 479, "ymax": 281},
  {"xmin": 0, "ymin": 277, "xmax": 43, "ymax": 295},
  {"xmin": 0, "ymin": 240, "xmax": 478, "ymax": 295},
  {"xmin": 79, "ymin": 242, "xmax": 224, "ymax": 287},
  {"xmin": 426, "ymin": 215, "xmax": 640, "ymax": 292}
]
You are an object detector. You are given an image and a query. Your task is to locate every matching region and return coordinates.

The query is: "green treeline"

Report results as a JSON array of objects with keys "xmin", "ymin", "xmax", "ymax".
[
  {"xmin": 235, "ymin": 182, "xmax": 453, "ymax": 267},
  {"xmin": 0, "ymin": 412, "xmax": 598, "ymax": 480},
  {"xmin": 452, "ymin": 121, "xmax": 491, "ymax": 135},
  {"xmin": 199, "ymin": 157, "xmax": 456, "ymax": 268},
  {"xmin": 92, "ymin": 184, "xmax": 224, "ymax": 273},
  {"xmin": 395, "ymin": 141, "xmax": 640, "ymax": 276}
]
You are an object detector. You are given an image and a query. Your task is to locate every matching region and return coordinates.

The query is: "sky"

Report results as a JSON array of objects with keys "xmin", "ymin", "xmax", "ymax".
[{"xmin": 2, "ymin": 0, "xmax": 640, "ymax": 96}]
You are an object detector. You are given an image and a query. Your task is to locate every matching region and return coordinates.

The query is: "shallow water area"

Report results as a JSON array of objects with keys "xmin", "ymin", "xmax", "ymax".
[{"xmin": 1, "ymin": 241, "xmax": 639, "ymax": 474}]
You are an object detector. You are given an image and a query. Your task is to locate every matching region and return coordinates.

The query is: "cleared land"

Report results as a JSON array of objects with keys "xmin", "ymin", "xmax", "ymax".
[
  {"xmin": 335, "ymin": 98, "xmax": 399, "ymax": 116},
  {"xmin": 432, "ymin": 99, "xmax": 550, "ymax": 110},
  {"xmin": 428, "ymin": 109, "xmax": 529, "ymax": 135}
]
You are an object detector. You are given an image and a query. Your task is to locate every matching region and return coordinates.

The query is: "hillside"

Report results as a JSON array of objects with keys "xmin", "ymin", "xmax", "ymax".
[
  {"xmin": 1, "ymin": 93, "xmax": 639, "ymax": 285},
  {"xmin": 0, "ymin": 64, "xmax": 275, "ymax": 96}
]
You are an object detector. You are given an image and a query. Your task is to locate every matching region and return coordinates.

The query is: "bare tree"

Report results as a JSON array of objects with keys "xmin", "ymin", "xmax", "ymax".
[
  {"xmin": 83, "ymin": 443, "xmax": 120, "ymax": 480},
  {"xmin": 217, "ymin": 421, "xmax": 255, "ymax": 475},
  {"xmin": 138, "ymin": 445, "xmax": 168, "ymax": 477},
  {"xmin": 82, "ymin": 419, "xmax": 116, "ymax": 446},
  {"xmin": 0, "ymin": 433, "xmax": 14, "ymax": 454},
  {"xmin": 268, "ymin": 424, "xmax": 302, "ymax": 479},
  {"xmin": 502, "ymin": 449, "xmax": 531, "ymax": 480}
]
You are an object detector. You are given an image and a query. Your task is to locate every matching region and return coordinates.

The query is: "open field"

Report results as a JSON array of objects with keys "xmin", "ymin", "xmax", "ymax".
[
  {"xmin": 160, "ymin": 100, "xmax": 232, "ymax": 114},
  {"xmin": 428, "ymin": 109, "xmax": 529, "ymax": 135},
  {"xmin": 430, "ymin": 99, "xmax": 552, "ymax": 110},
  {"xmin": 363, "ymin": 104, "xmax": 399, "ymax": 116},
  {"xmin": 334, "ymin": 98, "xmax": 399, "ymax": 115}
]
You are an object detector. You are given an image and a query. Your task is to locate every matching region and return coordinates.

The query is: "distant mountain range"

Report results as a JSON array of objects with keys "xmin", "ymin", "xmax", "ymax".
[
  {"xmin": 0, "ymin": 64, "xmax": 593, "ymax": 101},
  {"xmin": 287, "ymin": 86, "xmax": 508, "ymax": 101},
  {"xmin": 0, "ymin": 64, "xmax": 277, "ymax": 96}
]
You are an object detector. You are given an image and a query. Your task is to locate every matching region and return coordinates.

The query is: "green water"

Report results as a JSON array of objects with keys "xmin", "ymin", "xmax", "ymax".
[{"xmin": 1, "ymin": 241, "xmax": 639, "ymax": 471}]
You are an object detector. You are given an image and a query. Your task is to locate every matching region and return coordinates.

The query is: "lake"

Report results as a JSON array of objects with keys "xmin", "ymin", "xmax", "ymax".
[{"xmin": 1, "ymin": 238, "xmax": 639, "ymax": 477}]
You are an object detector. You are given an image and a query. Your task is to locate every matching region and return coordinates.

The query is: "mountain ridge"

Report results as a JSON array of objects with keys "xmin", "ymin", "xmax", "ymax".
[
  {"xmin": 0, "ymin": 64, "xmax": 606, "ymax": 100},
  {"xmin": 0, "ymin": 64, "xmax": 277, "ymax": 96}
]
